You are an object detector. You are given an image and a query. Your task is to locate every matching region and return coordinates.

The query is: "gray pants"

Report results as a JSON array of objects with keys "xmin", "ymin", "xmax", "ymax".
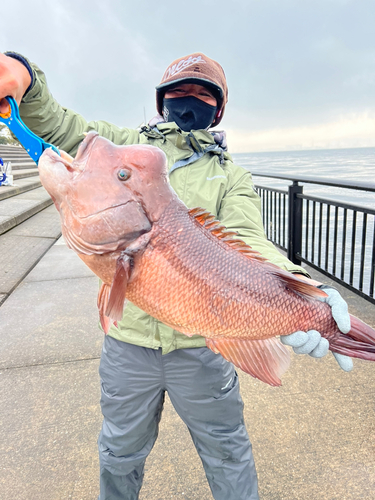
[{"xmin": 98, "ymin": 336, "xmax": 259, "ymax": 500}]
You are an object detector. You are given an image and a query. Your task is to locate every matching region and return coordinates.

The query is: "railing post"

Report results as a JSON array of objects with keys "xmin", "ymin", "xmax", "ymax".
[{"xmin": 288, "ymin": 181, "xmax": 303, "ymax": 265}]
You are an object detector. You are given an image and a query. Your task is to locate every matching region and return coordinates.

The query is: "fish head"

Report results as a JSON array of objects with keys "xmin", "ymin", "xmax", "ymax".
[{"xmin": 39, "ymin": 131, "xmax": 175, "ymax": 254}]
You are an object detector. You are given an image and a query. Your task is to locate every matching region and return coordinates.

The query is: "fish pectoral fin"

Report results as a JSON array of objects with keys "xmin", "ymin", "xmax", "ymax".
[
  {"xmin": 98, "ymin": 282, "xmax": 113, "ymax": 334},
  {"xmin": 206, "ymin": 337, "xmax": 291, "ymax": 387},
  {"xmin": 105, "ymin": 254, "xmax": 131, "ymax": 321}
]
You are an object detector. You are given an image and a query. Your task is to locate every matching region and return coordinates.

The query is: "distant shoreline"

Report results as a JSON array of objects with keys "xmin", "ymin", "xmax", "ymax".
[{"xmin": 232, "ymin": 145, "xmax": 375, "ymax": 156}]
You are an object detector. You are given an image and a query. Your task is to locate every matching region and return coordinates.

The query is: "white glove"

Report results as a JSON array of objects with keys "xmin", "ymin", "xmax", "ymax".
[{"xmin": 280, "ymin": 286, "xmax": 353, "ymax": 372}]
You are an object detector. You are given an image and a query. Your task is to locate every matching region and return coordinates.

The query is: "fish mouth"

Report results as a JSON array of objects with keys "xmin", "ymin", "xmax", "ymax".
[
  {"xmin": 43, "ymin": 147, "xmax": 74, "ymax": 169},
  {"xmin": 43, "ymin": 131, "xmax": 99, "ymax": 174}
]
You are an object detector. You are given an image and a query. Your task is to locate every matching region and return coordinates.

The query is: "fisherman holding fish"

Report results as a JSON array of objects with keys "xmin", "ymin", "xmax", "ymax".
[{"xmin": 0, "ymin": 51, "xmax": 356, "ymax": 500}]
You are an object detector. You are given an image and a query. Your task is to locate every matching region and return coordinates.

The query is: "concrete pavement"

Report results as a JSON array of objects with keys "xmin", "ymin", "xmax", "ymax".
[
  {"xmin": 0, "ymin": 145, "xmax": 58, "ymax": 307},
  {"xmin": 0, "ymin": 238, "xmax": 374, "ymax": 500}
]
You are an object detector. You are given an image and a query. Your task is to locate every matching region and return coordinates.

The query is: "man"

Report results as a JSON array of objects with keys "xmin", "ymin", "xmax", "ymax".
[{"xmin": 0, "ymin": 51, "xmax": 352, "ymax": 500}]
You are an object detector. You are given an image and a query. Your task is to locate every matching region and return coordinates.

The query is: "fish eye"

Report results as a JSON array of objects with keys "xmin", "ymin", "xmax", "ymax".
[{"xmin": 118, "ymin": 169, "xmax": 131, "ymax": 181}]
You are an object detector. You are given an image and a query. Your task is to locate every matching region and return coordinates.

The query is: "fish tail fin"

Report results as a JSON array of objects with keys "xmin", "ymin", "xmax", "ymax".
[
  {"xmin": 329, "ymin": 314, "xmax": 375, "ymax": 361},
  {"xmin": 206, "ymin": 337, "xmax": 290, "ymax": 386}
]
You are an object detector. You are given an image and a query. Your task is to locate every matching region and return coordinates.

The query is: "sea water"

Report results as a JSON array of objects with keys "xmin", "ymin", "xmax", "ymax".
[
  {"xmin": 233, "ymin": 147, "xmax": 375, "ymax": 296},
  {"xmin": 233, "ymin": 147, "xmax": 375, "ymax": 210}
]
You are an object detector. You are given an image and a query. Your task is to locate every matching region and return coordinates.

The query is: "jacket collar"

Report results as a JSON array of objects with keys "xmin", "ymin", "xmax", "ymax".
[{"xmin": 155, "ymin": 122, "xmax": 217, "ymax": 151}]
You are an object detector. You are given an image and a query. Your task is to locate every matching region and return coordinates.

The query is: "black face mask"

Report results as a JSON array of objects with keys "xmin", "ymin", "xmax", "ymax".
[{"xmin": 163, "ymin": 96, "xmax": 217, "ymax": 132}]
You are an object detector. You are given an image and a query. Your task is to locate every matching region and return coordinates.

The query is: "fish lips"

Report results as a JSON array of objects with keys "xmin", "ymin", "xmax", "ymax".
[
  {"xmin": 39, "ymin": 131, "xmax": 99, "ymax": 185},
  {"xmin": 38, "ymin": 145, "xmax": 91, "ymax": 208}
]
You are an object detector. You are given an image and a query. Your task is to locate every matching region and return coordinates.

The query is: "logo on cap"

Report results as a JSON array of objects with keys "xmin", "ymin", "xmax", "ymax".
[{"xmin": 162, "ymin": 55, "xmax": 206, "ymax": 82}]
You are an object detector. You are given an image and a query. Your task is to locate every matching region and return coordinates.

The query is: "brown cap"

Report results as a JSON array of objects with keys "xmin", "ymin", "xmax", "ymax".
[{"xmin": 156, "ymin": 53, "xmax": 228, "ymax": 127}]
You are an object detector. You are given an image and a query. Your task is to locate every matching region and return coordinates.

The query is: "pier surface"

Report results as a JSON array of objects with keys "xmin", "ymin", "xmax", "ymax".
[{"xmin": 0, "ymin": 146, "xmax": 374, "ymax": 500}]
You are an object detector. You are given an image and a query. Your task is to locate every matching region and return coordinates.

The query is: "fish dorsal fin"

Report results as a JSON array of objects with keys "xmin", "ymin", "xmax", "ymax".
[
  {"xmin": 189, "ymin": 207, "xmax": 267, "ymax": 263},
  {"xmin": 206, "ymin": 337, "xmax": 291, "ymax": 386},
  {"xmin": 97, "ymin": 283, "xmax": 113, "ymax": 334},
  {"xmin": 105, "ymin": 254, "xmax": 131, "ymax": 321},
  {"xmin": 188, "ymin": 207, "xmax": 328, "ymax": 301}
]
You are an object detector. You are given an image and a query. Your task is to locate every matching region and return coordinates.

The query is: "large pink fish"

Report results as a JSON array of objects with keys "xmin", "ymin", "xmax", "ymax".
[{"xmin": 38, "ymin": 132, "xmax": 375, "ymax": 386}]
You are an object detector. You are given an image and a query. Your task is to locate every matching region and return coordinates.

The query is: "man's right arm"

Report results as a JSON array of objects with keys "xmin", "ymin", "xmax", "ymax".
[{"xmin": 0, "ymin": 53, "xmax": 140, "ymax": 156}]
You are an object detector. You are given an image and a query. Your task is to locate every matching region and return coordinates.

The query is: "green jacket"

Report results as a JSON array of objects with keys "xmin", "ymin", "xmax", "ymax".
[{"xmin": 20, "ymin": 61, "xmax": 310, "ymax": 354}]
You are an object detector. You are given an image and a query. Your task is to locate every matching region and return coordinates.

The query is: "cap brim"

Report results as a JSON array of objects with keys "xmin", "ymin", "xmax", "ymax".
[{"xmin": 155, "ymin": 77, "xmax": 223, "ymax": 99}]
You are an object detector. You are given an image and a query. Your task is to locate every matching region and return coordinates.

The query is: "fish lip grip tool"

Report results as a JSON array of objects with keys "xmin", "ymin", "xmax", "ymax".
[{"xmin": 0, "ymin": 96, "xmax": 60, "ymax": 164}]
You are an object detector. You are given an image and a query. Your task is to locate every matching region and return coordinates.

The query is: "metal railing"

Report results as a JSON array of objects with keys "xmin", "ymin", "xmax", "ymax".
[{"xmin": 253, "ymin": 173, "xmax": 375, "ymax": 304}]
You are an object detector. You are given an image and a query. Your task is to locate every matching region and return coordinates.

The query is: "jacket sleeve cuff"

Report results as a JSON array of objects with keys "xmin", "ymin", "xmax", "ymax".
[
  {"xmin": 290, "ymin": 268, "xmax": 311, "ymax": 278},
  {"xmin": 4, "ymin": 51, "xmax": 34, "ymax": 95}
]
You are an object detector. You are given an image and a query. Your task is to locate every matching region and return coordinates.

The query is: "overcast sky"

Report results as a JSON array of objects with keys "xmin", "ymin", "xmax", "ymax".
[{"xmin": 2, "ymin": 0, "xmax": 375, "ymax": 152}]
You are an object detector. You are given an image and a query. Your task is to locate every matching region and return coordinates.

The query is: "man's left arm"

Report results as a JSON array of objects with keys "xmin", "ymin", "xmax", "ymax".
[{"xmin": 218, "ymin": 170, "xmax": 310, "ymax": 274}]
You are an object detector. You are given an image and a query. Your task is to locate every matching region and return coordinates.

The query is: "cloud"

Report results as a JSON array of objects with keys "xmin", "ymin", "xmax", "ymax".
[
  {"xmin": 1, "ymin": 0, "xmax": 375, "ymax": 148},
  {"xmin": 226, "ymin": 111, "xmax": 375, "ymax": 152}
]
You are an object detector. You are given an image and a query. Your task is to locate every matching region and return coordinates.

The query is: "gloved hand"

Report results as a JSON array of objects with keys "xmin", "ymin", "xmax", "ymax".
[{"xmin": 280, "ymin": 285, "xmax": 353, "ymax": 372}]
